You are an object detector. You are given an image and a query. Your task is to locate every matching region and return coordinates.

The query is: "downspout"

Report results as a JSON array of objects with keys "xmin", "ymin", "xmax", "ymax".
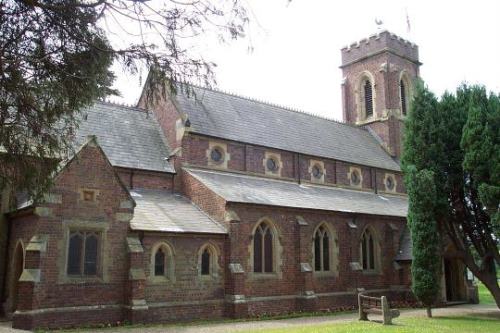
[{"xmin": 297, "ymin": 153, "xmax": 301, "ymax": 185}]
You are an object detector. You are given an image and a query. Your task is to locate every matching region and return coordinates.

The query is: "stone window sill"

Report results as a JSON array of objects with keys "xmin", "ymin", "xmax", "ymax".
[{"xmin": 249, "ymin": 272, "xmax": 280, "ymax": 280}]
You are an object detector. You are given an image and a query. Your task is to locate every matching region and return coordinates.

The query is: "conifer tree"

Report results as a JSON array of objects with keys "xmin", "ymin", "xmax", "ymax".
[
  {"xmin": 402, "ymin": 82, "xmax": 442, "ymax": 317},
  {"xmin": 403, "ymin": 82, "xmax": 500, "ymax": 309}
]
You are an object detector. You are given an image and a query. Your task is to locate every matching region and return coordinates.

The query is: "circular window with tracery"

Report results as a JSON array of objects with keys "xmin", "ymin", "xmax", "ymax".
[
  {"xmin": 385, "ymin": 175, "xmax": 395, "ymax": 191},
  {"xmin": 266, "ymin": 157, "xmax": 279, "ymax": 172},
  {"xmin": 312, "ymin": 164, "xmax": 323, "ymax": 179},
  {"xmin": 350, "ymin": 170, "xmax": 361, "ymax": 186},
  {"xmin": 210, "ymin": 147, "xmax": 224, "ymax": 164}
]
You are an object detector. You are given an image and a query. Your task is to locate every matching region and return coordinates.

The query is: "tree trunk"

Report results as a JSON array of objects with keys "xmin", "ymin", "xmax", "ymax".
[
  {"xmin": 479, "ymin": 274, "xmax": 500, "ymax": 308},
  {"xmin": 462, "ymin": 253, "xmax": 500, "ymax": 309},
  {"xmin": 426, "ymin": 306, "xmax": 432, "ymax": 318}
]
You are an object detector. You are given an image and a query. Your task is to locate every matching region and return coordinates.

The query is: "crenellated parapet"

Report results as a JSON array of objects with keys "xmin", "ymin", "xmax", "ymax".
[{"xmin": 341, "ymin": 30, "xmax": 419, "ymax": 67}]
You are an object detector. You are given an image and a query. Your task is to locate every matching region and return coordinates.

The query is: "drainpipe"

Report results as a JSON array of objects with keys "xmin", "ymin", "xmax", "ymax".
[{"xmin": 297, "ymin": 153, "xmax": 301, "ymax": 185}]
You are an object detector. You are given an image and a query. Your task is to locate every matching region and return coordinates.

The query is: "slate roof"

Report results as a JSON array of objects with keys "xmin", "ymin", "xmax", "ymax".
[
  {"xmin": 395, "ymin": 226, "xmax": 413, "ymax": 261},
  {"xmin": 185, "ymin": 168, "xmax": 408, "ymax": 217},
  {"xmin": 75, "ymin": 102, "xmax": 174, "ymax": 173},
  {"xmin": 174, "ymin": 85, "xmax": 401, "ymax": 171},
  {"xmin": 129, "ymin": 189, "xmax": 226, "ymax": 234}
]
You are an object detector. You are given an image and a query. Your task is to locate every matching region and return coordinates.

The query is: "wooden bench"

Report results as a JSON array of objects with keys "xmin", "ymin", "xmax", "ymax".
[{"xmin": 358, "ymin": 293, "xmax": 400, "ymax": 325}]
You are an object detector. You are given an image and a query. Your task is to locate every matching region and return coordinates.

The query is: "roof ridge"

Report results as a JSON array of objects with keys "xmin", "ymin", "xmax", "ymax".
[
  {"xmin": 178, "ymin": 82, "xmax": 367, "ymax": 132},
  {"xmin": 97, "ymin": 99, "xmax": 148, "ymax": 113}
]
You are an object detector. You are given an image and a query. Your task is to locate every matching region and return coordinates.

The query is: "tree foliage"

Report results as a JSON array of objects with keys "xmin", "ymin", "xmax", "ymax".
[
  {"xmin": 402, "ymin": 82, "xmax": 442, "ymax": 316},
  {"xmin": 0, "ymin": 0, "xmax": 249, "ymax": 200},
  {"xmin": 403, "ymin": 81, "xmax": 500, "ymax": 309}
]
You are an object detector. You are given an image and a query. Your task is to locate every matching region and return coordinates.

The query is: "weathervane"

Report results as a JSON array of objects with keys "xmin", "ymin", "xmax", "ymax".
[{"xmin": 375, "ymin": 18, "xmax": 384, "ymax": 31}]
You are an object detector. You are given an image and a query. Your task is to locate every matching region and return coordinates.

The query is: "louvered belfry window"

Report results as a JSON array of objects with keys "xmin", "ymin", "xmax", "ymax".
[
  {"xmin": 400, "ymin": 80, "xmax": 407, "ymax": 115},
  {"xmin": 364, "ymin": 80, "xmax": 373, "ymax": 118}
]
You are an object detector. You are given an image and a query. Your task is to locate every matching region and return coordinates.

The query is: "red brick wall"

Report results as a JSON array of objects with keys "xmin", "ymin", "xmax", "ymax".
[
  {"xmin": 9, "ymin": 143, "xmax": 134, "ymax": 329},
  {"xmin": 141, "ymin": 233, "xmax": 226, "ymax": 306},
  {"xmin": 181, "ymin": 170, "xmax": 227, "ymax": 223},
  {"xmin": 225, "ymin": 202, "xmax": 409, "ymax": 315},
  {"xmin": 138, "ymin": 86, "xmax": 182, "ymax": 151},
  {"xmin": 116, "ymin": 167, "xmax": 173, "ymax": 190},
  {"xmin": 181, "ymin": 134, "xmax": 405, "ymax": 194}
]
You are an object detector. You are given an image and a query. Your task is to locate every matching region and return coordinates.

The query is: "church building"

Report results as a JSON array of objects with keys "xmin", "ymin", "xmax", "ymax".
[{"xmin": 2, "ymin": 31, "xmax": 476, "ymax": 330}]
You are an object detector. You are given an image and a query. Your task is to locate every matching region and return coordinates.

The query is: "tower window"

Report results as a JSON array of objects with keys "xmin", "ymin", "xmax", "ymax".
[
  {"xmin": 364, "ymin": 80, "xmax": 373, "ymax": 118},
  {"xmin": 400, "ymin": 80, "xmax": 408, "ymax": 115}
]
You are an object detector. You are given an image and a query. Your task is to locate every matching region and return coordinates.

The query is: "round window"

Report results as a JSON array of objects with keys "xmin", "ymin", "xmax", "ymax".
[
  {"xmin": 266, "ymin": 157, "xmax": 279, "ymax": 172},
  {"xmin": 385, "ymin": 176, "xmax": 395, "ymax": 191},
  {"xmin": 312, "ymin": 164, "xmax": 323, "ymax": 179},
  {"xmin": 350, "ymin": 170, "xmax": 361, "ymax": 186},
  {"xmin": 210, "ymin": 147, "xmax": 224, "ymax": 163}
]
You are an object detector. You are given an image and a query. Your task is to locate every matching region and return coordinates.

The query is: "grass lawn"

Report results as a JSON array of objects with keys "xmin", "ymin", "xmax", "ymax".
[
  {"xmin": 239, "ymin": 314, "xmax": 500, "ymax": 333},
  {"xmin": 478, "ymin": 282, "xmax": 497, "ymax": 305}
]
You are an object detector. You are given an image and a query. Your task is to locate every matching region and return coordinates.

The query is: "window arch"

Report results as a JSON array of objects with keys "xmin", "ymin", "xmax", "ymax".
[
  {"xmin": 312, "ymin": 223, "xmax": 339, "ymax": 275},
  {"xmin": 150, "ymin": 242, "xmax": 174, "ymax": 282},
  {"xmin": 252, "ymin": 220, "xmax": 278, "ymax": 273},
  {"xmin": 399, "ymin": 72, "xmax": 412, "ymax": 116},
  {"xmin": 198, "ymin": 243, "xmax": 219, "ymax": 278},
  {"xmin": 360, "ymin": 227, "xmax": 379, "ymax": 271},
  {"xmin": 356, "ymin": 72, "xmax": 376, "ymax": 121}
]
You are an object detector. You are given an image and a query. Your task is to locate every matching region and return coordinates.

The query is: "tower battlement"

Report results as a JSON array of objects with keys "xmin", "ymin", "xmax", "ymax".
[{"xmin": 341, "ymin": 30, "xmax": 419, "ymax": 67}]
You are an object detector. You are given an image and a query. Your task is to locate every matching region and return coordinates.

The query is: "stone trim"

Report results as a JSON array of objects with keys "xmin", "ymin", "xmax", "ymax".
[
  {"xmin": 228, "ymin": 263, "xmax": 244, "ymax": 274},
  {"xmin": 248, "ymin": 217, "xmax": 283, "ymax": 279},
  {"xmin": 224, "ymin": 210, "xmax": 240, "ymax": 223},
  {"xmin": 354, "ymin": 71, "xmax": 377, "ymax": 122},
  {"xmin": 14, "ymin": 303, "xmax": 122, "ymax": 315},
  {"xmin": 126, "ymin": 236, "xmax": 144, "ymax": 253},
  {"xmin": 348, "ymin": 166, "xmax": 363, "ymax": 188},
  {"xmin": 308, "ymin": 160, "xmax": 325, "ymax": 184},
  {"xmin": 58, "ymin": 220, "xmax": 110, "ymax": 284},
  {"xmin": 263, "ymin": 152, "xmax": 282, "ymax": 177},
  {"xmin": 197, "ymin": 242, "xmax": 221, "ymax": 280},
  {"xmin": 206, "ymin": 141, "xmax": 230, "ymax": 169},
  {"xmin": 311, "ymin": 222, "xmax": 339, "ymax": 277},
  {"xmin": 19, "ymin": 269, "xmax": 40, "ymax": 283},
  {"xmin": 149, "ymin": 299, "xmax": 224, "ymax": 308},
  {"xmin": 26, "ymin": 235, "xmax": 48, "ymax": 253},
  {"xmin": 149, "ymin": 241, "xmax": 175, "ymax": 283},
  {"xmin": 383, "ymin": 173, "xmax": 398, "ymax": 193}
]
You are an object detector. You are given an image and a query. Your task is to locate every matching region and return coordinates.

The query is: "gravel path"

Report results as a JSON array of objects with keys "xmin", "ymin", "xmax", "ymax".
[{"xmin": 0, "ymin": 304, "xmax": 497, "ymax": 333}]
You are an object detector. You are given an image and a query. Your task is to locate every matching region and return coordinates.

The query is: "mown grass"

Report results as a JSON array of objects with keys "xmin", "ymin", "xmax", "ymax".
[
  {"xmin": 239, "ymin": 314, "xmax": 500, "ymax": 333},
  {"xmin": 478, "ymin": 282, "xmax": 496, "ymax": 305}
]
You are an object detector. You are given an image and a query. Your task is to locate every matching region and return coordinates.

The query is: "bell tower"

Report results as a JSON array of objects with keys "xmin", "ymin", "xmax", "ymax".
[{"xmin": 340, "ymin": 31, "xmax": 421, "ymax": 158}]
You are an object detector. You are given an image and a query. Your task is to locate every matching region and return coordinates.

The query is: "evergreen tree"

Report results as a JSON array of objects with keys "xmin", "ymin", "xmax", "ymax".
[
  {"xmin": 402, "ymin": 81, "xmax": 442, "ymax": 317},
  {"xmin": 403, "ymin": 82, "xmax": 500, "ymax": 309},
  {"xmin": 0, "ymin": 0, "xmax": 250, "ymax": 201}
]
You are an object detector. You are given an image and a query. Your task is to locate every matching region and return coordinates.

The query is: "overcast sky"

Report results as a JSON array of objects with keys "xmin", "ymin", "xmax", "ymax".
[{"xmin": 109, "ymin": 0, "xmax": 500, "ymax": 121}]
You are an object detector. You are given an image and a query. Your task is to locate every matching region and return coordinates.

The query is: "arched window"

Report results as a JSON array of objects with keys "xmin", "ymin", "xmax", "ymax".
[
  {"xmin": 201, "ymin": 248, "xmax": 210, "ymax": 275},
  {"xmin": 314, "ymin": 226, "xmax": 330, "ymax": 272},
  {"xmin": 360, "ymin": 228, "xmax": 378, "ymax": 271},
  {"xmin": 400, "ymin": 80, "xmax": 408, "ymax": 115},
  {"xmin": 364, "ymin": 80, "xmax": 374, "ymax": 118},
  {"xmin": 399, "ymin": 73, "xmax": 412, "ymax": 116},
  {"xmin": 253, "ymin": 222, "xmax": 274, "ymax": 273},
  {"xmin": 150, "ymin": 243, "xmax": 174, "ymax": 281},
  {"xmin": 154, "ymin": 248, "xmax": 166, "ymax": 276},
  {"xmin": 198, "ymin": 244, "xmax": 219, "ymax": 278}
]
